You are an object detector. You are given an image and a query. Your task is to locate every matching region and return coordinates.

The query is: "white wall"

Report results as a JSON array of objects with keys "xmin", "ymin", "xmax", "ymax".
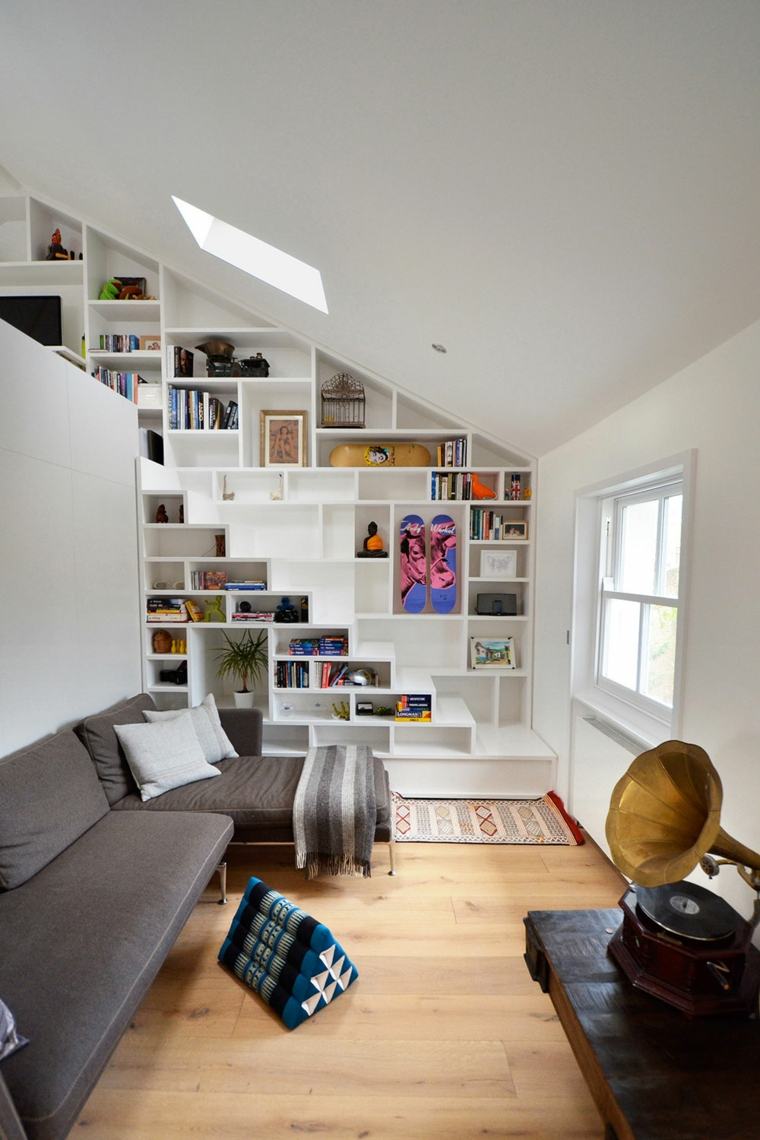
[
  {"xmin": 0, "ymin": 321, "xmax": 141, "ymax": 754},
  {"xmin": 534, "ymin": 316, "xmax": 760, "ymax": 917}
]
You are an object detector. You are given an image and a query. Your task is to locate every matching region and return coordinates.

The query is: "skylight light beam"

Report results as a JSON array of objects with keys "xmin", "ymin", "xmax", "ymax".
[{"xmin": 172, "ymin": 196, "xmax": 328, "ymax": 313}]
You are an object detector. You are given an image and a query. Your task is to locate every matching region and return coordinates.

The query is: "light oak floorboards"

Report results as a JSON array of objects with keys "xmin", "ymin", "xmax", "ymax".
[{"xmin": 76, "ymin": 839, "xmax": 624, "ymax": 1138}]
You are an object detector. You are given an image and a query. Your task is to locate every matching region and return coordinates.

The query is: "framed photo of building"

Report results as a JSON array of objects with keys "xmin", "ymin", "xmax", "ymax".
[
  {"xmin": 470, "ymin": 637, "xmax": 517, "ymax": 669},
  {"xmin": 259, "ymin": 410, "xmax": 308, "ymax": 467},
  {"xmin": 480, "ymin": 549, "xmax": 517, "ymax": 578}
]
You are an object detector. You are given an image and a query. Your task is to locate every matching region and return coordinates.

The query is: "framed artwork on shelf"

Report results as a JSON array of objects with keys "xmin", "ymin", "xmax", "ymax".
[
  {"xmin": 139, "ymin": 335, "xmax": 161, "ymax": 351},
  {"xmin": 260, "ymin": 410, "xmax": 308, "ymax": 467},
  {"xmin": 470, "ymin": 637, "xmax": 517, "ymax": 670},
  {"xmin": 481, "ymin": 549, "xmax": 517, "ymax": 578},
  {"xmin": 503, "ymin": 521, "xmax": 528, "ymax": 540}
]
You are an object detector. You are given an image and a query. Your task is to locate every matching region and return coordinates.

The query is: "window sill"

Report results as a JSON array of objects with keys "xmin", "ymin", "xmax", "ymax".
[{"xmin": 573, "ymin": 689, "xmax": 670, "ymax": 753}]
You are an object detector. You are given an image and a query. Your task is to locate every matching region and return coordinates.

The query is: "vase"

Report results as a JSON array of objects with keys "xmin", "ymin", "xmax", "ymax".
[{"xmin": 233, "ymin": 691, "xmax": 255, "ymax": 709}]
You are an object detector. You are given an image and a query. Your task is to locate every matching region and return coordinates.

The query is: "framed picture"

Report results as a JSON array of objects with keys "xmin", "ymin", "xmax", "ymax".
[
  {"xmin": 481, "ymin": 549, "xmax": 517, "ymax": 578},
  {"xmin": 260, "ymin": 410, "xmax": 308, "ymax": 467},
  {"xmin": 139, "ymin": 335, "xmax": 161, "ymax": 352},
  {"xmin": 503, "ymin": 521, "xmax": 527, "ymax": 540},
  {"xmin": 470, "ymin": 637, "xmax": 517, "ymax": 669}
]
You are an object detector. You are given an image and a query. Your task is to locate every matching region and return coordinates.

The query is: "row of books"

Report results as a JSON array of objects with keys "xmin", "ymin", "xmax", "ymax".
[
  {"xmin": 431, "ymin": 471, "xmax": 489, "ymax": 500},
  {"xmin": 319, "ymin": 663, "xmax": 361, "ymax": 687},
  {"xmin": 275, "ymin": 661, "xmax": 309, "ymax": 688},
  {"xmin": 470, "ymin": 509, "xmax": 526, "ymax": 541},
  {"xmin": 188, "ymin": 571, "xmax": 267, "ymax": 590},
  {"xmin": 167, "ymin": 386, "xmax": 238, "ymax": 431},
  {"xmin": 435, "ymin": 437, "xmax": 468, "ymax": 467},
  {"xmin": 288, "ymin": 637, "xmax": 348, "ymax": 657},
  {"xmin": 97, "ymin": 333, "xmax": 141, "ymax": 353},
  {"xmin": 93, "ymin": 367, "xmax": 140, "ymax": 403},
  {"xmin": 394, "ymin": 693, "xmax": 432, "ymax": 722},
  {"xmin": 146, "ymin": 598, "xmax": 187, "ymax": 623}
]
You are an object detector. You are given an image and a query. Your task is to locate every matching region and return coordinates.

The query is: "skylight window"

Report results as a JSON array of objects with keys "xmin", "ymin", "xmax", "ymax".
[{"xmin": 172, "ymin": 196, "xmax": 328, "ymax": 313}]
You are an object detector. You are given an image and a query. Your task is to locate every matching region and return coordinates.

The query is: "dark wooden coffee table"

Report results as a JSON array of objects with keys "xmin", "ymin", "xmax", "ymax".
[{"xmin": 524, "ymin": 908, "xmax": 760, "ymax": 1139}]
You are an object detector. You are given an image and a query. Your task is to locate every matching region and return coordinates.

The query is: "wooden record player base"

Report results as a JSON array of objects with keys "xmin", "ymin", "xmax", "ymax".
[{"xmin": 524, "ymin": 908, "xmax": 760, "ymax": 1140}]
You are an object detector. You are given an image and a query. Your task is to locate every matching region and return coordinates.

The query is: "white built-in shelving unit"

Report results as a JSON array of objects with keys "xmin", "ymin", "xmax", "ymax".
[{"xmin": 1, "ymin": 188, "xmax": 555, "ymax": 794}]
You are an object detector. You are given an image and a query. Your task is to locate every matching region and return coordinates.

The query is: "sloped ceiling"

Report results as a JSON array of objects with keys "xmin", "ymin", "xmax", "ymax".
[{"xmin": 2, "ymin": 1, "xmax": 760, "ymax": 455}]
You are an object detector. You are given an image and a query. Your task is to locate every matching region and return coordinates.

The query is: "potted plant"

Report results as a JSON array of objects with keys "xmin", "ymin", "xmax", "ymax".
[{"xmin": 215, "ymin": 630, "xmax": 268, "ymax": 709}]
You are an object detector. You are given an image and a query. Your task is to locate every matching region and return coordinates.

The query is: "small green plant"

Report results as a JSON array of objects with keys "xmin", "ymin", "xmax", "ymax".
[{"xmin": 215, "ymin": 630, "xmax": 268, "ymax": 693}]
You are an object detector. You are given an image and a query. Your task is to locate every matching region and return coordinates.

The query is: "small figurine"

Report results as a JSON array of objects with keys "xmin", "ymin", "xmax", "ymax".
[
  {"xmin": 155, "ymin": 503, "xmax": 169, "ymax": 524},
  {"xmin": 510, "ymin": 473, "xmax": 522, "ymax": 501},
  {"xmin": 215, "ymin": 534, "xmax": 226, "ymax": 557},
  {"xmin": 471, "ymin": 474, "xmax": 497, "ymax": 500},
  {"xmin": 331, "ymin": 700, "xmax": 350, "ymax": 721},
  {"xmin": 45, "ymin": 228, "xmax": 69, "ymax": 261},
  {"xmin": 238, "ymin": 601, "xmax": 252, "ymax": 614},
  {"xmin": 357, "ymin": 520, "xmax": 388, "ymax": 558},
  {"xmin": 274, "ymin": 596, "xmax": 299, "ymax": 623},
  {"xmin": 204, "ymin": 596, "xmax": 226, "ymax": 623}
]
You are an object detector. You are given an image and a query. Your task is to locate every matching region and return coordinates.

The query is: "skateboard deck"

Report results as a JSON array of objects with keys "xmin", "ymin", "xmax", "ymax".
[
  {"xmin": 399, "ymin": 514, "xmax": 427, "ymax": 613},
  {"xmin": 330, "ymin": 443, "xmax": 431, "ymax": 468},
  {"xmin": 430, "ymin": 514, "xmax": 457, "ymax": 614}
]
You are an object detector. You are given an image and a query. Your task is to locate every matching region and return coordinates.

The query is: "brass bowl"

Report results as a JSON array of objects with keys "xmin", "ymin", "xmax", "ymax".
[{"xmin": 195, "ymin": 339, "xmax": 235, "ymax": 358}]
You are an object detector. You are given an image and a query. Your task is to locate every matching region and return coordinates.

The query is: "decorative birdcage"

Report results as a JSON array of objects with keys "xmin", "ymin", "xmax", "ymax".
[{"xmin": 320, "ymin": 373, "xmax": 365, "ymax": 428}]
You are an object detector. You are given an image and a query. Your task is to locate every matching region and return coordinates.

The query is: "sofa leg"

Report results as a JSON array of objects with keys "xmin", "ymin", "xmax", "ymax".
[
  {"xmin": 217, "ymin": 861, "xmax": 228, "ymax": 904},
  {"xmin": 388, "ymin": 839, "xmax": 397, "ymax": 876}
]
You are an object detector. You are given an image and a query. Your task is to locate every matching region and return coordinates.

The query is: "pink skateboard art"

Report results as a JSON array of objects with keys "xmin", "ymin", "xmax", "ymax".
[
  {"xmin": 399, "ymin": 514, "xmax": 427, "ymax": 613},
  {"xmin": 430, "ymin": 514, "xmax": 457, "ymax": 614}
]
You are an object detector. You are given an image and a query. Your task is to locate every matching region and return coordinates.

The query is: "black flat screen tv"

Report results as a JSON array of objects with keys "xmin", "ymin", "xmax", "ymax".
[{"xmin": 0, "ymin": 295, "xmax": 63, "ymax": 346}]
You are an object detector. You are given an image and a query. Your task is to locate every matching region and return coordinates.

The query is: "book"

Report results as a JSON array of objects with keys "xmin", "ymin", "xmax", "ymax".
[{"xmin": 173, "ymin": 346, "xmax": 194, "ymax": 378}]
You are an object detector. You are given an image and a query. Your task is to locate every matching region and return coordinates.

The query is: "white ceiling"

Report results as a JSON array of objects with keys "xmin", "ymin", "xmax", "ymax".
[{"xmin": 3, "ymin": 1, "xmax": 760, "ymax": 455}]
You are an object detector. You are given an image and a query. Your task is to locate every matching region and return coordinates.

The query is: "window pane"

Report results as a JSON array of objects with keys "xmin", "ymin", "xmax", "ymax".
[
  {"xmin": 619, "ymin": 499, "xmax": 658, "ymax": 594},
  {"xmin": 659, "ymin": 494, "xmax": 682, "ymax": 597},
  {"xmin": 641, "ymin": 604, "xmax": 677, "ymax": 707},
  {"xmin": 601, "ymin": 598, "xmax": 640, "ymax": 691}
]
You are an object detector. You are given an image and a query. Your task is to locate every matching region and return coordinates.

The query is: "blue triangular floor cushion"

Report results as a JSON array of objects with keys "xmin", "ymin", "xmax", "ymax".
[{"xmin": 218, "ymin": 876, "xmax": 359, "ymax": 1029}]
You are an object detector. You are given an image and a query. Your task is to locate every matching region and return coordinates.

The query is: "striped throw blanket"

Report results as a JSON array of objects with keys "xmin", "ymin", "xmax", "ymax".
[
  {"xmin": 218, "ymin": 877, "xmax": 359, "ymax": 1029},
  {"xmin": 293, "ymin": 744, "xmax": 376, "ymax": 878}
]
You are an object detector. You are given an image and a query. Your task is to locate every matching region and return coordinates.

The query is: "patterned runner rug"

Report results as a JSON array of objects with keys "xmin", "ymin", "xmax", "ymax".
[{"xmin": 392, "ymin": 791, "xmax": 583, "ymax": 845}]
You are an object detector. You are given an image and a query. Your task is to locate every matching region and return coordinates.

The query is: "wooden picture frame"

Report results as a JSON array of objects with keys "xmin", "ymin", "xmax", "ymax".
[
  {"xmin": 503, "ymin": 521, "xmax": 528, "ymax": 540},
  {"xmin": 470, "ymin": 637, "xmax": 517, "ymax": 670},
  {"xmin": 481, "ymin": 549, "xmax": 517, "ymax": 579},
  {"xmin": 259, "ymin": 410, "xmax": 308, "ymax": 467},
  {"xmin": 139, "ymin": 335, "xmax": 161, "ymax": 352}
]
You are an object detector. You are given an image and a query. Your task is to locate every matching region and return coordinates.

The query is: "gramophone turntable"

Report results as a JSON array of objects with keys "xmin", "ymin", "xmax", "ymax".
[{"xmin": 606, "ymin": 740, "xmax": 760, "ymax": 1017}]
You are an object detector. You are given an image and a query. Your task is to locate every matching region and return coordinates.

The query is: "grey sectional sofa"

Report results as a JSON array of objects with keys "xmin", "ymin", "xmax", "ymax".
[{"xmin": 0, "ymin": 693, "xmax": 392, "ymax": 1140}]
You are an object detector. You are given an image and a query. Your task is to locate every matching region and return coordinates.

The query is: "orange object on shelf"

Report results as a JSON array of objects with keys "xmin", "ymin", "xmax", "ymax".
[{"xmin": 471, "ymin": 474, "xmax": 497, "ymax": 500}]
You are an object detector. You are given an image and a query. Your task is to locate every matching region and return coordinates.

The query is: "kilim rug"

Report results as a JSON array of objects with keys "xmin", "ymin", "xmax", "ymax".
[{"xmin": 391, "ymin": 790, "xmax": 583, "ymax": 845}]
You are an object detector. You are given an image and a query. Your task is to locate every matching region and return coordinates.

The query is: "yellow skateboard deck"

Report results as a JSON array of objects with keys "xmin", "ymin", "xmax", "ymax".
[{"xmin": 329, "ymin": 442, "xmax": 431, "ymax": 467}]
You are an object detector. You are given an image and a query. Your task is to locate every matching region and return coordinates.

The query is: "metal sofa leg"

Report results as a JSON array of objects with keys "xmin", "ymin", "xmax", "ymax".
[
  {"xmin": 388, "ymin": 839, "xmax": 397, "ymax": 876},
  {"xmin": 217, "ymin": 861, "xmax": 228, "ymax": 904}
]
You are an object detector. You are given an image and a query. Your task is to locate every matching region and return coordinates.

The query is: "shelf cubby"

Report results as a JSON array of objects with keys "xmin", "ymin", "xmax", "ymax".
[
  {"xmin": 29, "ymin": 199, "xmax": 82, "ymax": 262},
  {"xmin": 85, "ymin": 227, "xmax": 159, "ymax": 302}
]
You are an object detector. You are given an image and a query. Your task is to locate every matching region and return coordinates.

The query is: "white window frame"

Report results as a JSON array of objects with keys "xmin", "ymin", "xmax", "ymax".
[
  {"xmin": 595, "ymin": 479, "xmax": 683, "ymax": 722},
  {"xmin": 571, "ymin": 452, "xmax": 694, "ymax": 745}
]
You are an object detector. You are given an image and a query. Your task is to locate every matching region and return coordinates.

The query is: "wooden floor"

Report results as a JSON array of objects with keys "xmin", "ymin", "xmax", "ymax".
[{"xmin": 76, "ymin": 838, "xmax": 625, "ymax": 1139}]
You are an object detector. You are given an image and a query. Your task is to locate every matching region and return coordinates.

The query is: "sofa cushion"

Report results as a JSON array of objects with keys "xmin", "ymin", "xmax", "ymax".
[
  {"xmin": 0, "ymin": 810, "xmax": 233, "ymax": 1140},
  {"xmin": 112, "ymin": 753, "xmax": 392, "ymax": 841},
  {"xmin": 144, "ymin": 693, "xmax": 238, "ymax": 764},
  {"xmin": 73, "ymin": 693, "xmax": 155, "ymax": 805},
  {"xmin": 0, "ymin": 731, "xmax": 109, "ymax": 890},
  {"xmin": 114, "ymin": 714, "xmax": 221, "ymax": 802}
]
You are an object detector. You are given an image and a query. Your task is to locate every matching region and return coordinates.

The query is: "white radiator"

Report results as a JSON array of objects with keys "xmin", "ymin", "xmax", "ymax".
[{"xmin": 571, "ymin": 710, "xmax": 645, "ymax": 855}]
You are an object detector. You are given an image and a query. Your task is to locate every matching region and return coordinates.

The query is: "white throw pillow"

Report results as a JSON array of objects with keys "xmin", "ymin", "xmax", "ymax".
[
  {"xmin": 143, "ymin": 693, "xmax": 238, "ymax": 765},
  {"xmin": 114, "ymin": 713, "xmax": 221, "ymax": 802}
]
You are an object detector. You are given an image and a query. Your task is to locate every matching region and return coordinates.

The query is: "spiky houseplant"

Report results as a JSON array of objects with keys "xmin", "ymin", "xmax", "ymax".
[{"xmin": 215, "ymin": 630, "xmax": 268, "ymax": 708}]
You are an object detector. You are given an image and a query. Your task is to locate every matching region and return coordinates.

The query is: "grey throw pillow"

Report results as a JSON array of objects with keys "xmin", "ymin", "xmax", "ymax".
[
  {"xmin": 0, "ymin": 998, "xmax": 28, "ymax": 1061},
  {"xmin": 114, "ymin": 713, "xmax": 221, "ymax": 802},
  {"xmin": 143, "ymin": 693, "xmax": 238, "ymax": 765}
]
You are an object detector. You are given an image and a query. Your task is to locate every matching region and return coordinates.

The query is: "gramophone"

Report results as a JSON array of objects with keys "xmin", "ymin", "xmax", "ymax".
[{"xmin": 605, "ymin": 740, "xmax": 760, "ymax": 1017}]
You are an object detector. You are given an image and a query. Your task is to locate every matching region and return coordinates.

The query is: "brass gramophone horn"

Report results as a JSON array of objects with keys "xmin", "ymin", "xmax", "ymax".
[{"xmin": 605, "ymin": 740, "xmax": 760, "ymax": 888}]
